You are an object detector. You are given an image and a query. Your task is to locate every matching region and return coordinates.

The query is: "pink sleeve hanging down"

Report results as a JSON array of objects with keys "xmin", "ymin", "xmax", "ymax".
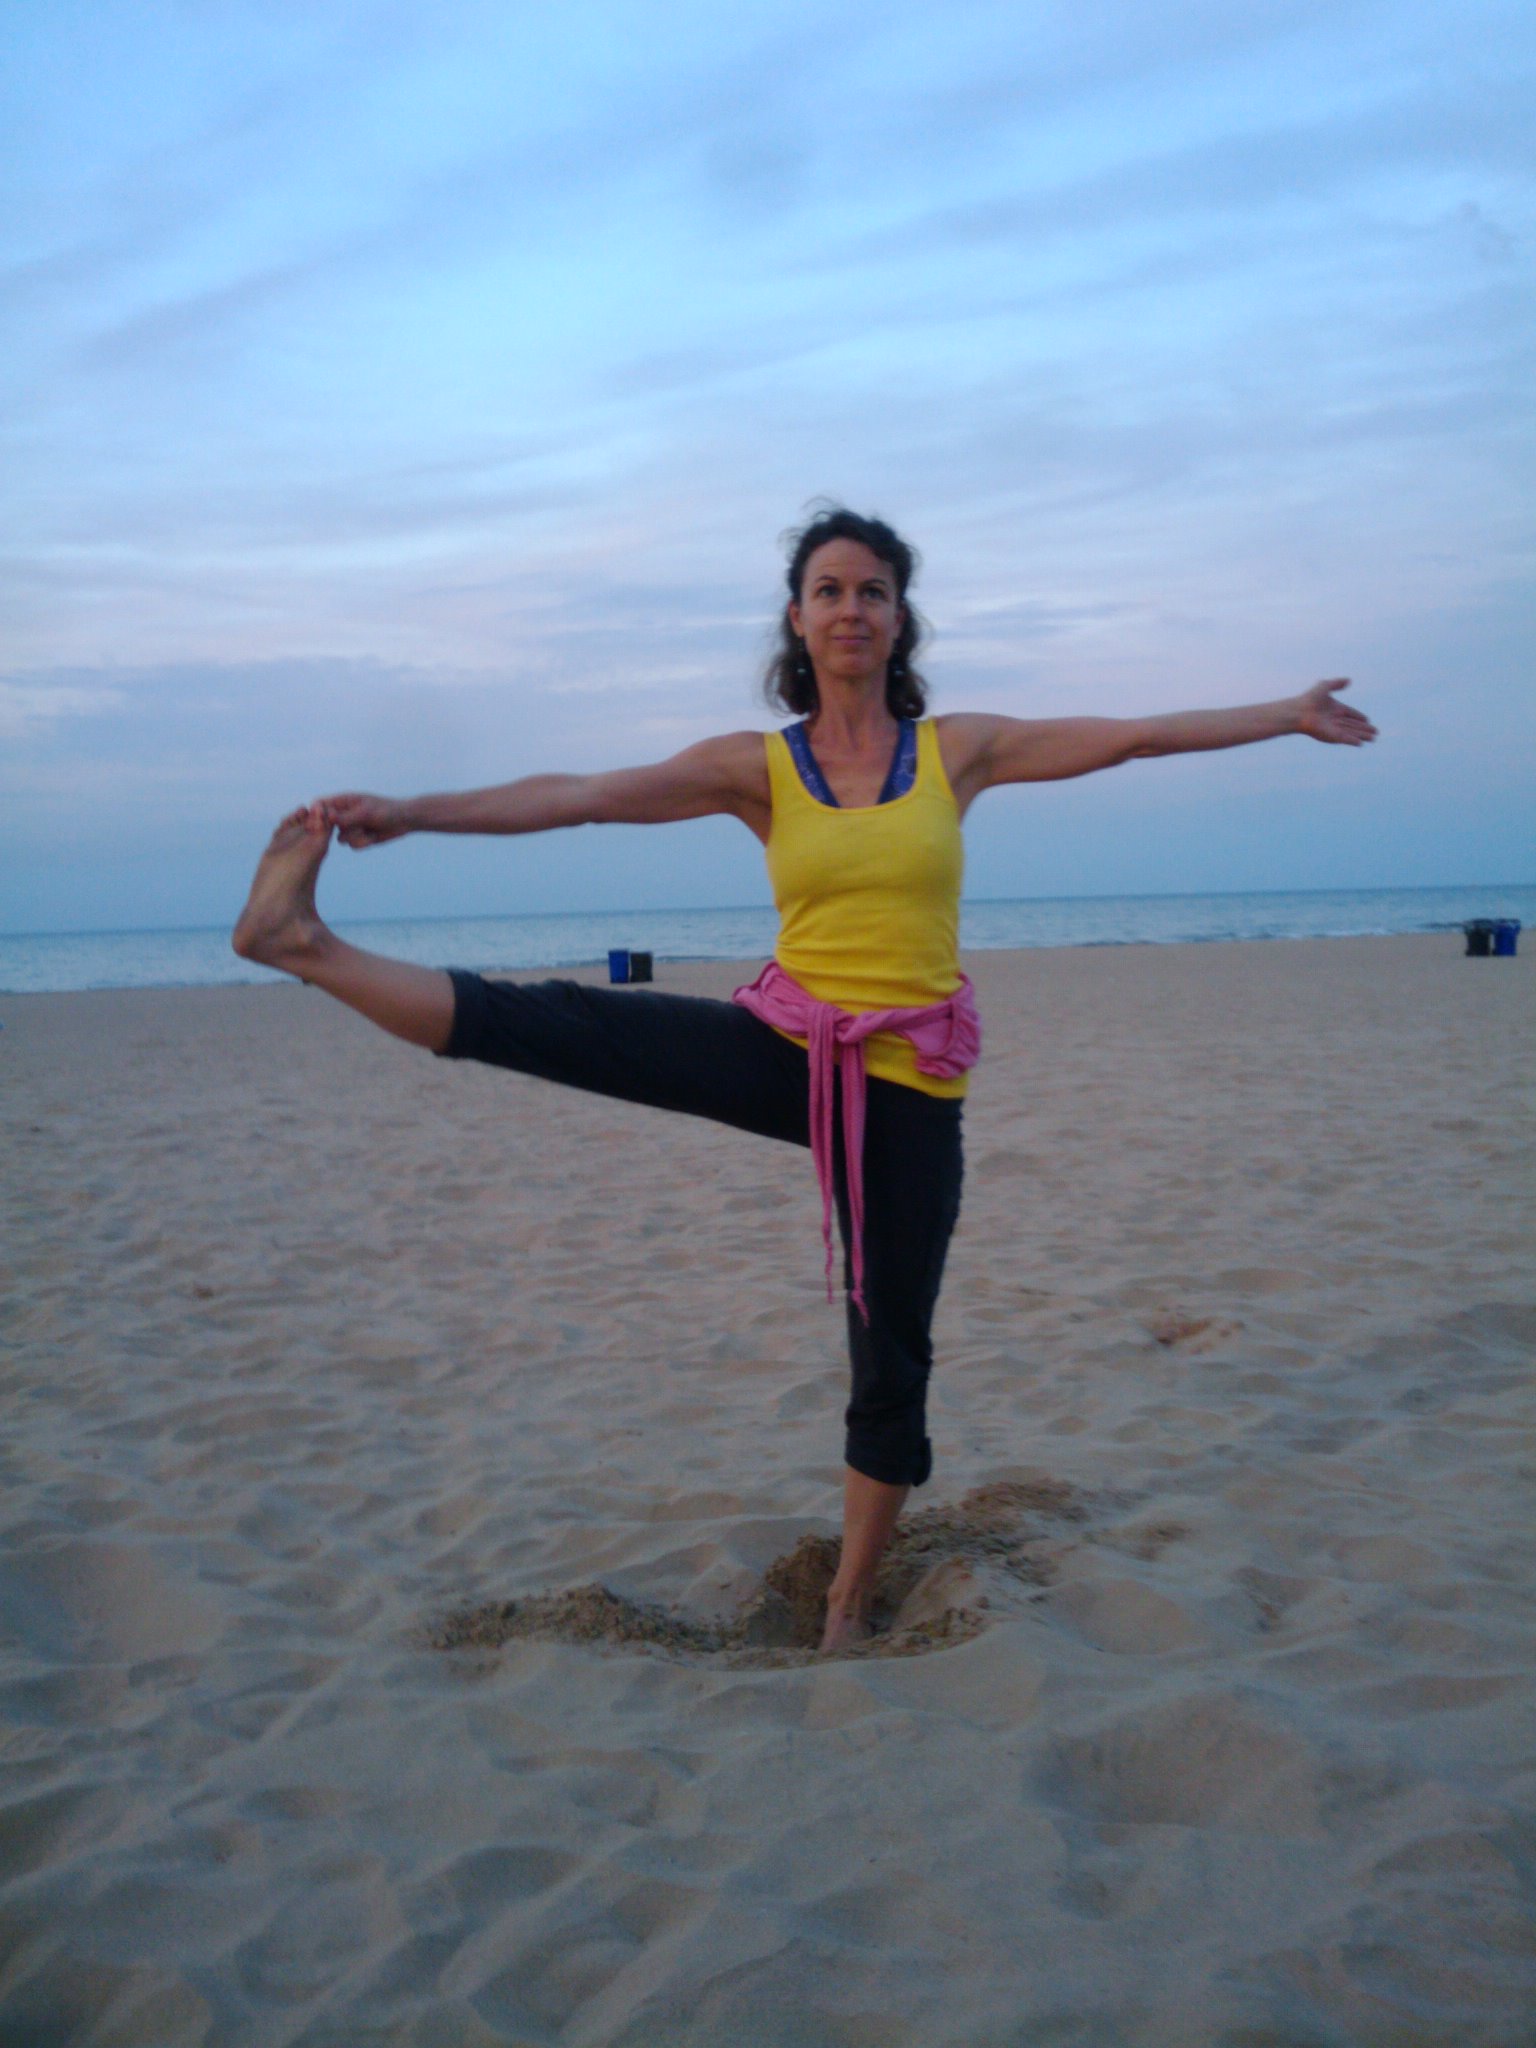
[{"xmin": 731, "ymin": 961, "xmax": 982, "ymax": 1322}]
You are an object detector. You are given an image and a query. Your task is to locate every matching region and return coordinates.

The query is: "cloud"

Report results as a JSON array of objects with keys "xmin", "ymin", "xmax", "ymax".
[
  {"xmin": 2, "ymin": 0, "xmax": 1531, "ymax": 933},
  {"xmin": 0, "ymin": 673, "xmax": 126, "ymax": 742},
  {"xmin": 816, "ymin": 82, "xmax": 1532, "ymax": 279},
  {"xmin": 77, "ymin": 249, "xmax": 357, "ymax": 373}
]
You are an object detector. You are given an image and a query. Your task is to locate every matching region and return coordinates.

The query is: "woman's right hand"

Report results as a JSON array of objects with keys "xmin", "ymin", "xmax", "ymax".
[{"xmin": 316, "ymin": 792, "xmax": 410, "ymax": 848}]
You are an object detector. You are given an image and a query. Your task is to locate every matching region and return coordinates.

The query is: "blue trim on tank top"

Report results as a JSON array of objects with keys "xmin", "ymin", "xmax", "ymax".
[{"xmin": 785, "ymin": 719, "xmax": 916, "ymax": 806}]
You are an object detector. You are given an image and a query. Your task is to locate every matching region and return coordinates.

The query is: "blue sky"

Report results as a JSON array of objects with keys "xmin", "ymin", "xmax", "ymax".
[{"xmin": 4, "ymin": 0, "xmax": 1532, "ymax": 933}]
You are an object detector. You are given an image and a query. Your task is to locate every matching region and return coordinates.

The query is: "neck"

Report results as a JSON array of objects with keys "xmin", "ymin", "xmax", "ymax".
[{"xmin": 807, "ymin": 675, "xmax": 895, "ymax": 748}]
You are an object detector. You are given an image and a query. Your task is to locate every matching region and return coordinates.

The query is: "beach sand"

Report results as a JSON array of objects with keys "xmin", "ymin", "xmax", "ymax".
[{"xmin": 2, "ymin": 933, "xmax": 1533, "ymax": 2046}]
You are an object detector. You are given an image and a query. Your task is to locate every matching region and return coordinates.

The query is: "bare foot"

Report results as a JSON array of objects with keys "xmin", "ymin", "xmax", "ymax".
[
  {"xmin": 232, "ymin": 807, "xmax": 333, "ymax": 972},
  {"xmin": 819, "ymin": 1601, "xmax": 874, "ymax": 1656}
]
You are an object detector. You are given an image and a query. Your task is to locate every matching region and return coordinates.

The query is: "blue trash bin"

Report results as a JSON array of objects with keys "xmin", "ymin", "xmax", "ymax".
[
  {"xmin": 607, "ymin": 948, "xmax": 630, "ymax": 984},
  {"xmin": 1493, "ymin": 920, "xmax": 1521, "ymax": 957}
]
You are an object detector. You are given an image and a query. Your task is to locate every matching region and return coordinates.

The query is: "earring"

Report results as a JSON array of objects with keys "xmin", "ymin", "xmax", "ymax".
[{"xmin": 795, "ymin": 638, "xmax": 811, "ymax": 684}]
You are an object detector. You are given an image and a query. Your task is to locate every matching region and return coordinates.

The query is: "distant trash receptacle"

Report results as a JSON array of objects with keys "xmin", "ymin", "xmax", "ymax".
[
  {"xmin": 1463, "ymin": 920, "xmax": 1495, "ymax": 957},
  {"xmin": 1493, "ymin": 919, "xmax": 1521, "ymax": 957},
  {"xmin": 608, "ymin": 949, "xmax": 655, "ymax": 984}
]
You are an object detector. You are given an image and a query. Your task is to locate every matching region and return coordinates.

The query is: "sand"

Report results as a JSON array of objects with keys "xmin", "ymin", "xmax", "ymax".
[{"xmin": 1, "ymin": 933, "xmax": 1533, "ymax": 2046}]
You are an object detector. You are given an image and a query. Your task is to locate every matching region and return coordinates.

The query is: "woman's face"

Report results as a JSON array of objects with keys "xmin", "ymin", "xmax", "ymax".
[{"xmin": 788, "ymin": 539, "xmax": 905, "ymax": 693}]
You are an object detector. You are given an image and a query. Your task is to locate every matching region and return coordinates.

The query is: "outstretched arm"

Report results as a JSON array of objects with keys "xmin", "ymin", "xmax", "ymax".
[
  {"xmin": 318, "ymin": 730, "xmax": 772, "ymax": 848},
  {"xmin": 941, "ymin": 679, "xmax": 1377, "ymax": 812}
]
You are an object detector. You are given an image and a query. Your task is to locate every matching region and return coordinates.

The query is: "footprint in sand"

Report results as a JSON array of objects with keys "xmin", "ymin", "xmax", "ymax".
[{"xmin": 1144, "ymin": 1308, "xmax": 1244, "ymax": 1353}]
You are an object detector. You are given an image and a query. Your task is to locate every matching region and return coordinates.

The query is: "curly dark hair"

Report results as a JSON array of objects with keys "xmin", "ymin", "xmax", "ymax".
[{"xmin": 764, "ymin": 504, "xmax": 928, "ymax": 720}]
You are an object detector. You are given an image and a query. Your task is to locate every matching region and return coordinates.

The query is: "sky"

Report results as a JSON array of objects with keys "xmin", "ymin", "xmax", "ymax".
[{"xmin": 3, "ymin": 0, "xmax": 1532, "ymax": 934}]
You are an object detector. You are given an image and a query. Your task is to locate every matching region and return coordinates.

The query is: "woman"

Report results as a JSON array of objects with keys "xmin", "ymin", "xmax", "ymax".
[{"xmin": 233, "ymin": 506, "xmax": 1376, "ymax": 1652}]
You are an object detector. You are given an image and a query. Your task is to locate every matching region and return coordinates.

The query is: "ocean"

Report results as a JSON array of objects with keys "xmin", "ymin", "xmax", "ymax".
[{"xmin": 1, "ymin": 885, "xmax": 1529, "ymax": 995}]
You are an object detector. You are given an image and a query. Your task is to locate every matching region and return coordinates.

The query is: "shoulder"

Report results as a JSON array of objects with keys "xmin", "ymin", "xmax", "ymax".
[
  {"xmin": 586, "ymin": 729, "xmax": 771, "ymax": 801},
  {"xmin": 672, "ymin": 729, "xmax": 771, "ymax": 777},
  {"xmin": 931, "ymin": 712, "xmax": 1004, "ymax": 777},
  {"xmin": 689, "ymin": 729, "xmax": 774, "ymax": 805},
  {"xmin": 695, "ymin": 727, "xmax": 772, "ymax": 762},
  {"xmin": 586, "ymin": 729, "xmax": 773, "ymax": 836},
  {"xmin": 932, "ymin": 712, "xmax": 1003, "ymax": 742}
]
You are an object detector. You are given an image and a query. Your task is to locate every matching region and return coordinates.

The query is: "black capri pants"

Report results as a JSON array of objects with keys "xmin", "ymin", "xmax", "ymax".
[{"xmin": 439, "ymin": 972, "xmax": 965, "ymax": 1487}]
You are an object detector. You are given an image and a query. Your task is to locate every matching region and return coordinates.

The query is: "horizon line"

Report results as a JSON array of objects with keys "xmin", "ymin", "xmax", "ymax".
[{"xmin": 4, "ymin": 879, "xmax": 1533, "ymax": 946}]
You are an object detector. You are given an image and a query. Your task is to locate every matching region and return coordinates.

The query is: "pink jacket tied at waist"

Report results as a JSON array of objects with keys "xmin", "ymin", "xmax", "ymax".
[{"xmin": 732, "ymin": 961, "xmax": 982, "ymax": 1321}]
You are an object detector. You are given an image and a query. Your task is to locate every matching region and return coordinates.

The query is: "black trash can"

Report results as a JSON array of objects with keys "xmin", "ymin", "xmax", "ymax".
[
  {"xmin": 629, "ymin": 951, "xmax": 654, "ymax": 983},
  {"xmin": 1464, "ymin": 919, "xmax": 1495, "ymax": 957}
]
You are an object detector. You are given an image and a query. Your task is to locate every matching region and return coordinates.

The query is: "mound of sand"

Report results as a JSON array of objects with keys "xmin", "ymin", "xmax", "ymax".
[{"xmin": 427, "ymin": 1477, "xmax": 1089, "ymax": 1663}]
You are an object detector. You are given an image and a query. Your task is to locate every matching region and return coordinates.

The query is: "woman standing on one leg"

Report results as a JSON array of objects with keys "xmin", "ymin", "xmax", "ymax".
[{"xmin": 234, "ymin": 506, "xmax": 1376, "ymax": 1652}]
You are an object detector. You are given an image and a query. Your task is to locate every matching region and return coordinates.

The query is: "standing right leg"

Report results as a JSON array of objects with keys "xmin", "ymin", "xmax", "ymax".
[
  {"xmin": 820, "ymin": 1078, "xmax": 964, "ymax": 1650},
  {"xmin": 233, "ymin": 809, "xmax": 456, "ymax": 1050}
]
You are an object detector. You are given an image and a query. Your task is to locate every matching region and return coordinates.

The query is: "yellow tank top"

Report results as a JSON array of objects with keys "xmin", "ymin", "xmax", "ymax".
[{"xmin": 764, "ymin": 717, "xmax": 968, "ymax": 1098}]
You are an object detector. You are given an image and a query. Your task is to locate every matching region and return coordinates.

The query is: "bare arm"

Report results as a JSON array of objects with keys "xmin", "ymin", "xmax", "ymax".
[
  {"xmin": 940, "ymin": 680, "xmax": 1377, "ymax": 812},
  {"xmin": 319, "ymin": 730, "xmax": 772, "ymax": 848}
]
